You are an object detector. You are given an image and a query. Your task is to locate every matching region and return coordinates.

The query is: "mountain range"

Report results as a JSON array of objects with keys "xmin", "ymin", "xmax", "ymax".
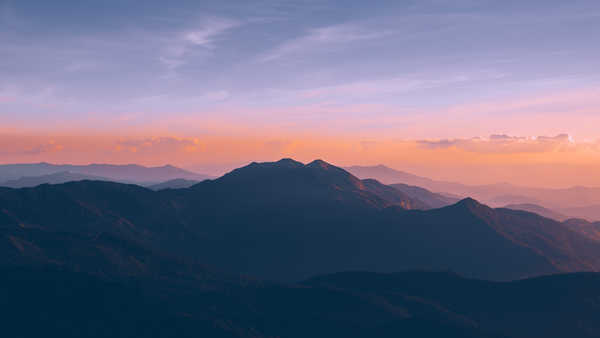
[
  {"xmin": 3, "ymin": 158, "xmax": 600, "ymax": 337},
  {"xmin": 0, "ymin": 171, "xmax": 112, "ymax": 188},
  {"xmin": 503, "ymin": 203, "xmax": 569, "ymax": 222},
  {"xmin": 346, "ymin": 164, "xmax": 600, "ymax": 221},
  {"xmin": 0, "ymin": 162, "xmax": 211, "ymax": 186},
  {"xmin": 3, "ymin": 158, "xmax": 600, "ymax": 282}
]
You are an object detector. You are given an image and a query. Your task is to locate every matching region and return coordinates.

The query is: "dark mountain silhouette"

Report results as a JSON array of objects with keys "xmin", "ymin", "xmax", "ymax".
[
  {"xmin": 0, "ymin": 171, "xmax": 111, "ymax": 188},
  {"xmin": 305, "ymin": 270, "xmax": 600, "ymax": 338},
  {"xmin": 3, "ymin": 221, "xmax": 600, "ymax": 338},
  {"xmin": 2, "ymin": 159, "xmax": 600, "ymax": 282},
  {"xmin": 391, "ymin": 183, "xmax": 459, "ymax": 208},
  {"xmin": 0, "ymin": 162, "xmax": 211, "ymax": 184},
  {"xmin": 148, "ymin": 178, "xmax": 201, "ymax": 190},
  {"xmin": 3, "ymin": 259, "xmax": 600, "ymax": 337},
  {"xmin": 3, "ymin": 158, "xmax": 600, "ymax": 337},
  {"xmin": 504, "ymin": 203, "xmax": 568, "ymax": 221}
]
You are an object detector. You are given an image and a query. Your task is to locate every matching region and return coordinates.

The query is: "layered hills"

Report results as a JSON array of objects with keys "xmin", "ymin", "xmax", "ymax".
[{"xmin": 2, "ymin": 159, "xmax": 599, "ymax": 282}]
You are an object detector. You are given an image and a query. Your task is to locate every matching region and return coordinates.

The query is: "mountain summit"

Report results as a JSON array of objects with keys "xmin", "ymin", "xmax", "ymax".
[{"xmin": 199, "ymin": 158, "xmax": 427, "ymax": 210}]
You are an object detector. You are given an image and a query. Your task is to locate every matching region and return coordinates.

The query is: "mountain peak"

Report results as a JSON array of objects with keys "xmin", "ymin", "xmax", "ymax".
[
  {"xmin": 306, "ymin": 159, "xmax": 334, "ymax": 169},
  {"xmin": 456, "ymin": 197, "xmax": 481, "ymax": 208},
  {"xmin": 275, "ymin": 158, "xmax": 304, "ymax": 168}
]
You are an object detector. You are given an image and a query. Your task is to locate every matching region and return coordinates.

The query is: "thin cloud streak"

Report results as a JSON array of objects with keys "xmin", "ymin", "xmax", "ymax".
[{"xmin": 259, "ymin": 23, "xmax": 387, "ymax": 62}]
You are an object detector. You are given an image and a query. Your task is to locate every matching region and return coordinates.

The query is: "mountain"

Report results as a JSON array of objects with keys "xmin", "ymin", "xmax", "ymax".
[
  {"xmin": 0, "ymin": 162, "xmax": 211, "ymax": 184},
  {"xmin": 504, "ymin": 203, "xmax": 568, "ymax": 221},
  {"xmin": 361, "ymin": 179, "xmax": 430, "ymax": 209},
  {"xmin": 4, "ymin": 158, "xmax": 600, "ymax": 337},
  {"xmin": 3, "ymin": 265, "xmax": 507, "ymax": 338},
  {"xmin": 2, "ymin": 159, "xmax": 600, "ymax": 282},
  {"xmin": 391, "ymin": 183, "xmax": 459, "ymax": 209},
  {"xmin": 0, "ymin": 171, "xmax": 111, "ymax": 188},
  {"xmin": 561, "ymin": 205, "xmax": 600, "ymax": 222},
  {"xmin": 346, "ymin": 164, "xmax": 600, "ymax": 217},
  {"xmin": 305, "ymin": 270, "xmax": 600, "ymax": 338},
  {"xmin": 345, "ymin": 164, "xmax": 437, "ymax": 187},
  {"xmin": 148, "ymin": 178, "xmax": 201, "ymax": 190},
  {"xmin": 3, "ymin": 219, "xmax": 600, "ymax": 338},
  {"xmin": 563, "ymin": 218, "xmax": 600, "ymax": 241}
]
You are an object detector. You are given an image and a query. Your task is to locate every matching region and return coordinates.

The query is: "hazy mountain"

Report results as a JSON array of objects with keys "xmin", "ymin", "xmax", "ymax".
[
  {"xmin": 488, "ymin": 194, "xmax": 542, "ymax": 206},
  {"xmin": 391, "ymin": 183, "xmax": 460, "ymax": 209},
  {"xmin": 361, "ymin": 179, "xmax": 430, "ymax": 210},
  {"xmin": 346, "ymin": 164, "xmax": 600, "ymax": 216},
  {"xmin": 2, "ymin": 159, "xmax": 600, "ymax": 282},
  {"xmin": 0, "ymin": 171, "xmax": 111, "ymax": 188},
  {"xmin": 148, "ymin": 178, "xmax": 201, "ymax": 190},
  {"xmin": 504, "ymin": 203, "xmax": 568, "ymax": 221},
  {"xmin": 563, "ymin": 218, "xmax": 600, "ymax": 241},
  {"xmin": 0, "ymin": 162, "xmax": 211, "ymax": 183},
  {"xmin": 345, "ymin": 164, "xmax": 438, "ymax": 187},
  {"xmin": 561, "ymin": 205, "xmax": 600, "ymax": 222}
]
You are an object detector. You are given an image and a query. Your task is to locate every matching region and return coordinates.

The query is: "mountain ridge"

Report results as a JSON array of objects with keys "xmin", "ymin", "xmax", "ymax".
[{"xmin": 2, "ymin": 158, "xmax": 599, "ymax": 282}]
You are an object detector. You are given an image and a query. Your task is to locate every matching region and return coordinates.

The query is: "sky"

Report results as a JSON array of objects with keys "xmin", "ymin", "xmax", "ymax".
[{"xmin": 1, "ymin": 0, "xmax": 600, "ymax": 187}]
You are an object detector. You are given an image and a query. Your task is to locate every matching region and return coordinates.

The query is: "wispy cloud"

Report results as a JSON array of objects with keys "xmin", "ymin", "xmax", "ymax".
[
  {"xmin": 417, "ymin": 134, "xmax": 577, "ymax": 154},
  {"xmin": 260, "ymin": 23, "xmax": 386, "ymax": 62},
  {"xmin": 115, "ymin": 137, "xmax": 205, "ymax": 154},
  {"xmin": 0, "ymin": 139, "xmax": 64, "ymax": 156},
  {"xmin": 160, "ymin": 17, "xmax": 240, "ymax": 70}
]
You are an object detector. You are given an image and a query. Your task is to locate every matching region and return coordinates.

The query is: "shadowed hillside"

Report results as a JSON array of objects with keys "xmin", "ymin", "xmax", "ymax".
[{"xmin": 2, "ymin": 159, "xmax": 600, "ymax": 282}]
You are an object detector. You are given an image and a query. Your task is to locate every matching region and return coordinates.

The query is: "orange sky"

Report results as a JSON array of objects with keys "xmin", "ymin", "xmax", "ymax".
[
  {"xmin": 3, "ymin": 87, "xmax": 600, "ymax": 188},
  {"xmin": 2, "ymin": 128, "xmax": 600, "ymax": 188}
]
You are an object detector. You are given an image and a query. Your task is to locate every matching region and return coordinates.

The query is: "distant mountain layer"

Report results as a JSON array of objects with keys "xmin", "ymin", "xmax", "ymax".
[
  {"xmin": 0, "ymin": 162, "xmax": 211, "ymax": 184},
  {"xmin": 391, "ymin": 183, "xmax": 459, "ymax": 209},
  {"xmin": 2, "ymin": 158, "xmax": 600, "ymax": 282},
  {"xmin": 148, "ymin": 178, "xmax": 200, "ymax": 190},
  {"xmin": 0, "ymin": 171, "xmax": 111, "ymax": 188},
  {"xmin": 563, "ymin": 218, "xmax": 600, "ymax": 242},
  {"xmin": 346, "ymin": 164, "xmax": 600, "ymax": 219},
  {"xmin": 504, "ymin": 203, "xmax": 569, "ymax": 221},
  {"xmin": 345, "ymin": 165, "xmax": 435, "ymax": 187},
  {"xmin": 561, "ymin": 205, "xmax": 600, "ymax": 222}
]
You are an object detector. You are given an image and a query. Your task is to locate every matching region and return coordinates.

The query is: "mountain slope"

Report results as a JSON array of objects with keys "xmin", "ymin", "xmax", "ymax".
[
  {"xmin": 148, "ymin": 178, "xmax": 201, "ymax": 190},
  {"xmin": 2, "ymin": 159, "xmax": 600, "ymax": 282},
  {"xmin": 563, "ymin": 218, "xmax": 600, "ymax": 241},
  {"xmin": 503, "ymin": 203, "xmax": 568, "ymax": 221},
  {"xmin": 391, "ymin": 183, "xmax": 459, "ymax": 209},
  {"xmin": 305, "ymin": 270, "xmax": 600, "ymax": 338}
]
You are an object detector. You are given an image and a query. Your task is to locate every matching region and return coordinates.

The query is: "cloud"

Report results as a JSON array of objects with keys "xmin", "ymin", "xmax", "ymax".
[
  {"xmin": 260, "ymin": 23, "xmax": 386, "ymax": 62},
  {"xmin": 160, "ymin": 17, "xmax": 239, "ymax": 70},
  {"xmin": 115, "ymin": 137, "xmax": 205, "ymax": 154},
  {"xmin": 417, "ymin": 134, "xmax": 576, "ymax": 154},
  {"xmin": 297, "ymin": 73, "xmax": 478, "ymax": 100},
  {"xmin": 0, "ymin": 140, "xmax": 64, "ymax": 156}
]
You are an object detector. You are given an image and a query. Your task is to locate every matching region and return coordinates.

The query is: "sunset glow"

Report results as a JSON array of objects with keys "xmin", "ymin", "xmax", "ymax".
[{"xmin": 1, "ymin": 0, "xmax": 599, "ymax": 187}]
